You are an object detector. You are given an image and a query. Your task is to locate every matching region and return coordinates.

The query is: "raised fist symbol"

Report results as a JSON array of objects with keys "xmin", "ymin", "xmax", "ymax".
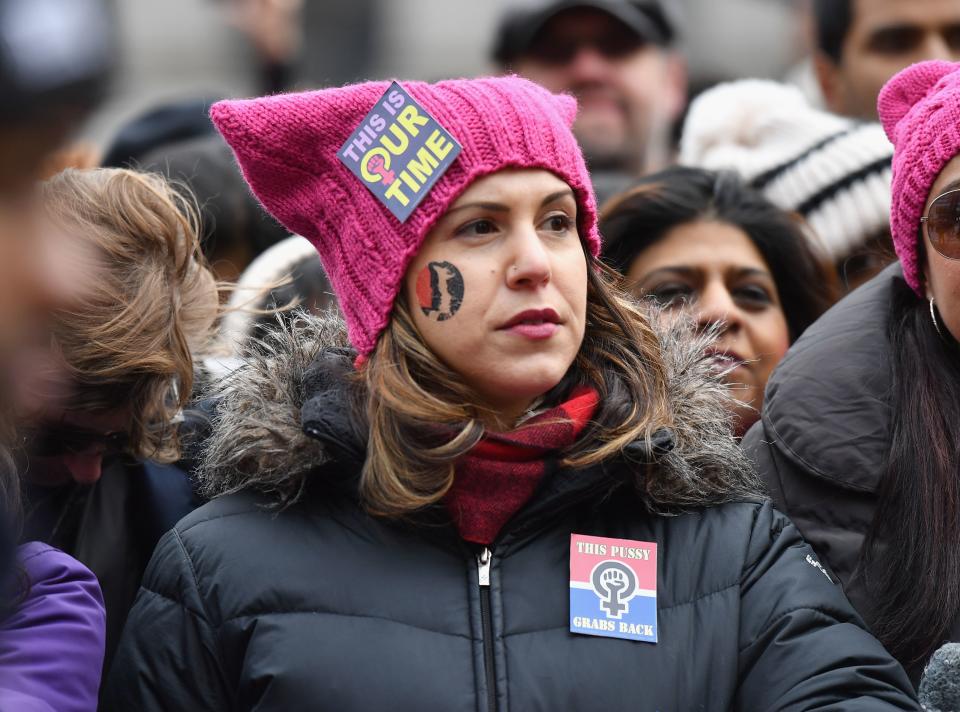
[
  {"xmin": 591, "ymin": 560, "xmax": 638, "ymax": 619},
  {"xmin": 602, "ymin": 568, "xmax": 629, "ymax": 594}
]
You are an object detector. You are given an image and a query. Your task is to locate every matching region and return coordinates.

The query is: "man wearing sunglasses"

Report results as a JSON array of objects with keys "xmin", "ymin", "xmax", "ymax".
[
  {"xmin": 812, "ymin": 0, "xmax": 960, "ymax": 120},
  {"xmin": 493, "ymin": 0, "xmax": 687, "ymax": 203}
]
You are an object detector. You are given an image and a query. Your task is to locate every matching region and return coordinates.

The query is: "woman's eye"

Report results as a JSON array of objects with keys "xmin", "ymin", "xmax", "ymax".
[
  {"xmin": 541, "ymin": 214, "xmax": 573, "ymax": 234},
  {"xmin": 645, "ymin": 283, "xmax": 693, "ymax": 308},
  {"xmin": 456, "ymin": 219, "xmax": 498, "ymax": 237},
  {"xmin": 734, "ymin": 284, "xmax": 773, "ymax": 306}
]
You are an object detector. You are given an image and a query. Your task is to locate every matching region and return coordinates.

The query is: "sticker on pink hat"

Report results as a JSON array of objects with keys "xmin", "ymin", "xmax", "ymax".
[{"xmin": 338, "ymin": 81, "xmax": 462, "ymax": 222}]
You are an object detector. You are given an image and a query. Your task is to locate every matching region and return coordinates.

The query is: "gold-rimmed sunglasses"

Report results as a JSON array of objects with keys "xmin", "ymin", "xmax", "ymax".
[{"xmin": 920, "ymin": 188, "xmax": 960, "ymax": 259}]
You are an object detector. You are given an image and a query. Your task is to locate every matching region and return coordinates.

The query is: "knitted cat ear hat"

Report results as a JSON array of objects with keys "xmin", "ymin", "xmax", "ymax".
[
  {"xmin": 210, "ymin": 76, "xmax": 600, "ymax": 357},
  {"xmin": 878, "ymin": 60, "xmax": 960, "ymax": 295}
]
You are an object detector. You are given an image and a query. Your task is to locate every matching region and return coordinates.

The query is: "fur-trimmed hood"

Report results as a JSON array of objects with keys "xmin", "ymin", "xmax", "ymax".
[{"xmin": 199, "ymin": 310, "xmax": 762, "ymax": 509}]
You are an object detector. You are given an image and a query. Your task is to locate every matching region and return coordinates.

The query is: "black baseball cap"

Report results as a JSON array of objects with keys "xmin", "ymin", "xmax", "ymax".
[
  {"xmin": 0, "ymin": 0, "xmax": 114, "ymax": 123},
  {"xmin": 493, "ymin": 0, "xmax": 676, "ymax": 64}
]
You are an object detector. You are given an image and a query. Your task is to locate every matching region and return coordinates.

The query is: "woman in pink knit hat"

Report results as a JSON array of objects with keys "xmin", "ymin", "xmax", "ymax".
[
  {"xmin": 745, "ymin": 59, "xmax": 960, "ymax": 688},
  {"xmin": 102, "ymin": 76, "xmax": 915, "ymax": 710}
]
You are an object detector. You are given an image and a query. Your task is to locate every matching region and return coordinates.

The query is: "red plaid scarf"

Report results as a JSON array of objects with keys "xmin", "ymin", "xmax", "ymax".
[{"xmin": 444, "ymin": 386, "xmax": 600, "ymax": 545}]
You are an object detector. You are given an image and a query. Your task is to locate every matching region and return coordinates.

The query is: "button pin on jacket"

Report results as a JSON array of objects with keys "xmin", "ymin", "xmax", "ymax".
[{"xmin": 570, "ymin": 533, "xmax": 657, "ymax": 642}]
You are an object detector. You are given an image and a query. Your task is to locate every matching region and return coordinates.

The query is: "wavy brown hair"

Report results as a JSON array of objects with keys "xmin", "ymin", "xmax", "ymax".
[
  {"xmin": 359, "ymin": 257, "xmax": 751, "ymax": 518},
  {"xmin": 39, "ymin": 168, "xmax": 219, "ymax": 462}
]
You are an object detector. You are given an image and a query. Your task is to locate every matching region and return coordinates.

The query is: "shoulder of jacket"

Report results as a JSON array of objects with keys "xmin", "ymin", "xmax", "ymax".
[
  {"xmin": 16, "ymin": 542, "xmax": 100, "ymax": 590},
  {"xmin": 654, "ymin": 499, "xmax": 778, "ymax": 556},
  {"xmin": 757, "ymin": 265, "xmax": 902, "ymax": 493},
  {"xmin": 198, "ymin": 311, "xmax": 352, "ymax": 501}
]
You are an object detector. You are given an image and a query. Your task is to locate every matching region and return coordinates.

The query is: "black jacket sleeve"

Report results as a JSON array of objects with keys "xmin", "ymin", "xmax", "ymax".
[
  {"xmin": 735, "ymin": 502, "xmax": 918, "ymax": 711},
  {"xmin": 100, "ymin": 528, "xmax": 230, "ymax": 711}
]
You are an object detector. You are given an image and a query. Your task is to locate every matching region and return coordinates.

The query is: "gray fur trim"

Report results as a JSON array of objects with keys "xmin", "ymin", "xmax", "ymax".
[
  {"xmin": 644, "ymin": 317, "xmax": 764, "ymax": 511},
  {"xmin": 198, "ymin": 310, "xmax": 349, "ymax": 502},
  {"xmin": 199, "ymin": 310, "xmax": 764, "ymax": 507}
]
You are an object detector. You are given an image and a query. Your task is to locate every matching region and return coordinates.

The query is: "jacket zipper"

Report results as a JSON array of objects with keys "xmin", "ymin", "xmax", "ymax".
[{"xmin": 477, "ymin": 547, "xmax": 497, "ymax": 712}]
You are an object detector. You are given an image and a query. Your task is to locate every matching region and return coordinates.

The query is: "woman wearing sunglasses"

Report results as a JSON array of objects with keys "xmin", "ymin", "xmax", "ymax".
[
  {"xmin": 744, "ymin": 60, "xmax": 960, "ymax": 685},
  {"xmin": 101, "ymin": 77, "xmax": 917, "ymax": 711},
  {"xmin": 18, "ymin": 168, "xmax": 219, "ymax": 675}
]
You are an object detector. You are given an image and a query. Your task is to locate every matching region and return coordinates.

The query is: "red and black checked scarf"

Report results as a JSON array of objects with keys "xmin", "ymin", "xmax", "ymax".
[{"xmin": 444, "ymin": 386, "xmax": 600, "ymax": 546}]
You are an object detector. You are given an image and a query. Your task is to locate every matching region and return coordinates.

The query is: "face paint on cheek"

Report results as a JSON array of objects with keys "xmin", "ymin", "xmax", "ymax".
[{"xmin": 416, "ymin": 260, "xmax": 464, "ymax": 322}]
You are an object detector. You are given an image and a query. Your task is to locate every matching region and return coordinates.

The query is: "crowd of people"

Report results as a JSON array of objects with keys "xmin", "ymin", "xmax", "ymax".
[{"xmin": 4, "ymin": 0, "xmax": 960, "ymax": 709}]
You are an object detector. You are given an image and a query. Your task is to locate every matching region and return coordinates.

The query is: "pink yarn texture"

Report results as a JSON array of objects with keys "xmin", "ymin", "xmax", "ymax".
[
  {"xmin": 211, "ymin": 76, "xmax": 600, "ymax": 356},
  {"xmin": 878, "ymin": 60, "xmax": 960, "ymax": 295}
]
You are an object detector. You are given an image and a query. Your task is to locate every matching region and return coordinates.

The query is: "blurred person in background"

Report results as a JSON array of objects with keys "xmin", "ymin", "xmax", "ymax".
[
  {"xmin": 602, "ymin": 167, "xmax": 834, "ymax": 437},
  {"xmin": 103, "ymin": 107, "xmax": 288, "ymax": 283},
  {"xmin": 0, "ymin": 0, "xmax": 115, "ymax": 710},
  {"xmin": 141, "ymin": 135, "xmax": 289, "ymax": 283},
  {"xmin": 19, "ymin": 168, "xmax": 219, "ymax": 674},
  {"xmin": 0, "ymin": 526, "xmax": 105, "ymax": 712},
  {"xmin": 103, "ymin": 76, "xmax": 916, "ymax": 711},
  {"xmin": 493, "ymin": 0, "xmax": 686, "ymax": 204},
  {"xmin": 812, "ymin": 0, "xmax": 960, "ymax": 119},
  {"xmin": 0, "ymin": 0, "xmax": 112, "ymax": 390},
  {"xmin": 744, "ymin": 60, "xmax": 960, "ymax": 685},
  {"xmin": 681, "ymin": 79, "xmax": 896, "ymax": 293},
  {"xmin": 100, "ymin": 98, "xmax": 216, "ymax": 170},
  {"xmin": 222, "ymin": 0, "xmax": 304, "ymax": 94}
]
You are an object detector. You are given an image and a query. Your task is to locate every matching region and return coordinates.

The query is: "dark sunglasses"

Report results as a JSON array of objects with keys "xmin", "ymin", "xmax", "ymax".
[
  {"xmin": 526, "ymin": 27, "xmax": 647, "ymax": 65},
  {"xmin": 23, "ymin": 424, "xmax": 130, "ymax": 458},
  {"xmin": 921, "ymin": 188, "xmax": 960, "ymax": 260}
]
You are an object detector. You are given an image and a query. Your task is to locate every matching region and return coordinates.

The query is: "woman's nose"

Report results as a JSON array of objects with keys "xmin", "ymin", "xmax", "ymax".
[
  {"xmin": 506, "ymin": 229, "xmax": 551, "ymax": 289},
  {"xmin": 695, "ymin": 282, "xmax": 741, "ymax": 333}
]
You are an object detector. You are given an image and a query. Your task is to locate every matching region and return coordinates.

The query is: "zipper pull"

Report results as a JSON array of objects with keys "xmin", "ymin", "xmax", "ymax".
[{"xmin": 477, "ymin": 547, "xmax": 492, "ymax": 587}]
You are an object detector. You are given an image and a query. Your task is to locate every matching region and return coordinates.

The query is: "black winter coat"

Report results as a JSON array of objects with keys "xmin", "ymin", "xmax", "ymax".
[
  {"xmin": 103, "ymin": 314, "xmax": 918, "ymax": 711},
  {"xmin": 742, "ymin": 264, "xmax": 959, "ymax": 684}
]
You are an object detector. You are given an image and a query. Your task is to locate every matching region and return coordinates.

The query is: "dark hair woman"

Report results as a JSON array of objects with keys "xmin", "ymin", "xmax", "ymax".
[
  {"xmin": 102, "ymin": 76, "xmax": 916, "ymax": 711},
  {"xmin": 744, "ymin": 59, "xmax": 960, "ymax": 686},
  {"xmin": 602, "ymin": 166, "xmax": 835, "ymax": 436}
]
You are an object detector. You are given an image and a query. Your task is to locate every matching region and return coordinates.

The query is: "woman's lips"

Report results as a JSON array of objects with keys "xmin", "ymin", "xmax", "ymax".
[
  {"xmin": 705, "ymin": 349, "xmax": 746, "ymax": 374},
  {"xmin": 498, "ymin": 308, "xmax": 562, "ymax": 340},
  {"xmin": 504, "ymin": 322, "xmax": 559, "ymax": 339}
]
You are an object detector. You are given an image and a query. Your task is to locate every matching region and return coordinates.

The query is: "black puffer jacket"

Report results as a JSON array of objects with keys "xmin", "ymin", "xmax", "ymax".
[
  {"xmin": 743, "ymin": 264, "xmax": 958, "ymax": 684},
  {"xmin": 103, "ymin": 314, "xmax": 917, "ymax": 711}
]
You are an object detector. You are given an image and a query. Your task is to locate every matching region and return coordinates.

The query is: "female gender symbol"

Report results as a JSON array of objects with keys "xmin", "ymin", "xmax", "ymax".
[{"xmin": 365, "ymin": 154, "xmax": 395, "ymax": 185}]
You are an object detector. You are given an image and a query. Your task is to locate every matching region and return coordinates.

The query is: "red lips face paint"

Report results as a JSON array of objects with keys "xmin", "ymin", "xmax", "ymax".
[{"xmin": 416, "ymin": 260, "xmax": 464, "ymax": 322}]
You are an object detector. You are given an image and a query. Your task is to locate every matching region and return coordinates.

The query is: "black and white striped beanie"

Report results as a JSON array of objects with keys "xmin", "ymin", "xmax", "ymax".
[{"xmin": 679, "ymin": 79, "xmax": 893, "ymax": 261}]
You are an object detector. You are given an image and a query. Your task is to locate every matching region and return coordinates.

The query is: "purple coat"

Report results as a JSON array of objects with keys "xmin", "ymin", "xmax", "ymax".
[{"xmin": 0, "ymin": 542, "xmax": 106, "ymax": 712}]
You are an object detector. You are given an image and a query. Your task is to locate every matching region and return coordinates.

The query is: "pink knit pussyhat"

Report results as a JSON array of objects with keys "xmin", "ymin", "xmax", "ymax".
[
  {"xmin": 210, "ymin": 76, "xmax": 600, "ymax": 357},
  {"xmin": 878, "ymin": 60, "xmax": 960, "ymax": 295}
]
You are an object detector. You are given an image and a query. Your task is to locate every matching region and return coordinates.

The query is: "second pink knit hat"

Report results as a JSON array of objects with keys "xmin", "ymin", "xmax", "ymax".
[
  {"xmin": 210, "ymin": 76, "xmax": 599, "ymax": 357},
  {"xmin": 878, "ymin": 60, "xmax": 960, "ymax": 295}
]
